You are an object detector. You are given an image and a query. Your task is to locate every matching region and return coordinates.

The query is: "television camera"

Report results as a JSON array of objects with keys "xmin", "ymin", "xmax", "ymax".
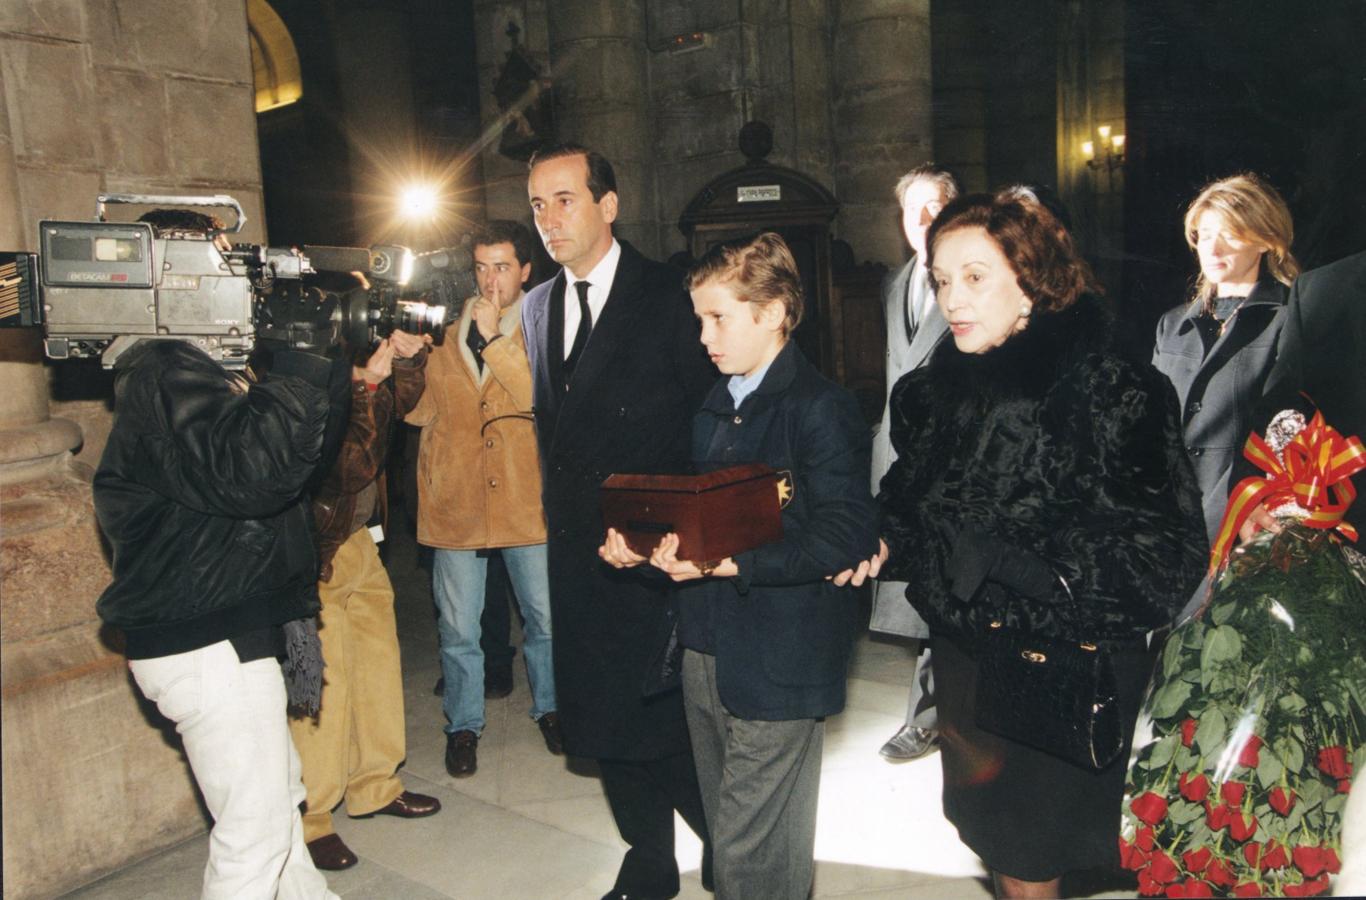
[{"xmin": 0, "ymin": 193, "xmax": 475, "ymax": 368}]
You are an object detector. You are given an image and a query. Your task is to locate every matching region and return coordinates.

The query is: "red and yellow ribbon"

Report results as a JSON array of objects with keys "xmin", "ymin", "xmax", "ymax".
[{"xmin": 1208, "ymin": 410, "xmax": 1366, "ymax": 574}]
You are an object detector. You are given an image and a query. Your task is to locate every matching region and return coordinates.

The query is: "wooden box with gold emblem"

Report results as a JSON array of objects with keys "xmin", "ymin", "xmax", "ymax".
[{"xmin": 599, "ymin": 463, "xmax": 785, "ymax": 562}]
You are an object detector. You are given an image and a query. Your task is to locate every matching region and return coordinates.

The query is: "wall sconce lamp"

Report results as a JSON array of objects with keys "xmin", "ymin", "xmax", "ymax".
[{"xmin": 1082, "ymin": 124, "xmax": 1126, "ymax": 173}]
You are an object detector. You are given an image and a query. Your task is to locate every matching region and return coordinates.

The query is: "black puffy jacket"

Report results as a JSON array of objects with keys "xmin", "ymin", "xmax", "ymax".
[{"xmin": 94, "ymin": 341, "xmax": 337, "ymax": 659}]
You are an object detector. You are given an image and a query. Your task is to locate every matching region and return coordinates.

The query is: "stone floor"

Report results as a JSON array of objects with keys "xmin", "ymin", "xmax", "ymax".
[{"xmin": 62, "ymin": 513, "xmax": 1138, "ymax": 900}]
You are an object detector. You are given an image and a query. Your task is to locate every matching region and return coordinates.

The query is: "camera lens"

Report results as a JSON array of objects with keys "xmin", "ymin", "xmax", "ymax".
[{"xmin": 394, "ymin": 300, "xmax": 447, "ymax": 343}]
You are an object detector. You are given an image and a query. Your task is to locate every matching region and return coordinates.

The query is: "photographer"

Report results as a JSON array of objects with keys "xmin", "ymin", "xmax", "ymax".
[
  {"xmin": 405, "ymin": 220, "xmax": 560, "ymax": 778},
  {"xmin": 289, "ymin": 324, "xmax": 440, "ymax": 871},
  {"xmin": 94, "ymin": 210, "xmax": 347, "ymax": 900}
]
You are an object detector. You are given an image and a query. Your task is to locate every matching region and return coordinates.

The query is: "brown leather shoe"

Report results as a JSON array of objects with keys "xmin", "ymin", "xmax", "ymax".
[
  {"xmin": 446, "ymin": 729, "xmax": 478, "ymax": 777},
  {"xmin": 306, "ymin": 833, "xmax": 358, "ymax": 871},
  {"xmin": 365, "ymin": 790, "xmax": 442, "ymax": 819},
  {"xmin": 537, "ymin": 712, "xmax": 563, "ymax": 756}
]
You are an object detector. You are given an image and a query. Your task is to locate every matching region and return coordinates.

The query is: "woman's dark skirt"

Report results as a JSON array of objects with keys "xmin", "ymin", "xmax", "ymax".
[{"xmin": 932, "ymin": 634, "xmax": 1155, "ymax": 882}]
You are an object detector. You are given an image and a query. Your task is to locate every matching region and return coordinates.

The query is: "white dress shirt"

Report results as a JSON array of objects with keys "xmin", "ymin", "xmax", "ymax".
[{"xmin": 563, "ymin": 239, "xmax": 622, "ymax": 357}]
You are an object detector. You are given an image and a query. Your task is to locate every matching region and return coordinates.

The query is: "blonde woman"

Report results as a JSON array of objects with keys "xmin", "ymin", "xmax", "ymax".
[{"xmin": 1152, "ymin": 173, "xmax": 1300, "ymax": 541}]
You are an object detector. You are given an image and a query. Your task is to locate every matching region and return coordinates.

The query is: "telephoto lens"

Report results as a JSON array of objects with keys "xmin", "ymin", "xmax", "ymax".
[{"xmin": 393, "ymin": 300, "xmax": 447, "ymax": 343}]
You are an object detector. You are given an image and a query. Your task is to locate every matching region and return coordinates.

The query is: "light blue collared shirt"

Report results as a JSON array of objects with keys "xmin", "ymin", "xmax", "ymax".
[{"xmin": 726, "ymin": 356, "xmax": 776, "ymax": 408}]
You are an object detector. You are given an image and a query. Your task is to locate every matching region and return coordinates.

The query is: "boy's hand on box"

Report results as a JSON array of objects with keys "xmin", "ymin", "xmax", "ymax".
[
  {"xmin": 599, "ymin": 528, "xmax": 648, "ymax": 568},
  {"xmin": 649, "ymin": 533, "xmax": 738, "ymax": 582},
  {"xmin": 829, "ymin": 539, "xmax": 888, "ymax": 587}
]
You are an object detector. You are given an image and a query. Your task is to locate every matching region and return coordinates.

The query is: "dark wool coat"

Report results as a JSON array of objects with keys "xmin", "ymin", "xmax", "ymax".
[
  {"xmin": 879, "ymin": 296, "xmax": 1207, "ymax": 644},
  {"xmin": 1152, "ymin": 278, "xmax": 1288, "ymax": 541},
  {"xmin": 522, "ymin": 241, "xmax": 716, "ymax": 760},
  {"xmin": 1239, "ymin": 251, "xmax": 1366, "ymax": 532},
  {"xmin": 680, "ymin": 342, "xmax": 881, "ymax": 721}
]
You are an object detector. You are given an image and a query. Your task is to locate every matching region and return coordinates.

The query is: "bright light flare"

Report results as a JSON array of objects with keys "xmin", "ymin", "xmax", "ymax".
[
  {"xmin": 399, "ymin": 184, "xmax": 439, "ymax": 221},
  {"xmin": 347, "ymin": 135, "xmax": 483, "ymax": 246}
]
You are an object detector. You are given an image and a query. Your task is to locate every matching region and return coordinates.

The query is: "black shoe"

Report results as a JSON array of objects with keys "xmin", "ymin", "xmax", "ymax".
[
  {"xmin": 879, "ymin": 725, "xmax": 938, "ymax": 761},
  {"xmin": 306, "ymin": 833, "xmax": 358, "ymax": 871},
  {"xmin": 484, "ymin": 665, "xmax": 513, "ymax": 699},
  {"xmin": 445, "ymin": 729, "xmax": 478, "ymax": 777},
  {"xmin": 537, "ymin": 712, "xmax": 563, "ymax": 755}
]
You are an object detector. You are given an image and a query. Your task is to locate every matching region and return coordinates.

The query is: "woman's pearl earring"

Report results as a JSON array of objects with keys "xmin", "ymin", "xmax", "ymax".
[{"xmin": 1019, "ymin": 301, "xmax": 1032, "ymax": 318}]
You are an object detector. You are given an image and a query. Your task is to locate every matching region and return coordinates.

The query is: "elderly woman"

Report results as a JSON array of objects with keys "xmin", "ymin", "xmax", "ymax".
[
  {"xmin": 878, "ymin": 192, "xmax": 1205, "ymax": 899},
  {"xmin": 1153, "ymin": 173, "xmax": 1299, "ymax": 541}
]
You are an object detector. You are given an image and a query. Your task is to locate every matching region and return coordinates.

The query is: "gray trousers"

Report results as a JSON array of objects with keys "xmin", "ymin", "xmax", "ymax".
[
  {"xmin": 903, "ymin": 640, "xmax": 937, "ymax": 730},
  {"xmin": 682, "ymin": 649, "xmax": 823, "ymax": 900}
]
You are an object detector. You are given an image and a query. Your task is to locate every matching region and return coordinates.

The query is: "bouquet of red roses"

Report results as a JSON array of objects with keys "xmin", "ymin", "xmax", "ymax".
[{"xmin": 1121, "ymin": 411, "xmax": 1366, "ymax": 898}]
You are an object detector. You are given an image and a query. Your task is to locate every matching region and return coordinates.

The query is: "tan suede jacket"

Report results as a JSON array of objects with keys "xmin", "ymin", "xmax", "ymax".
[{"xmin": 404, "ymin": 295, "xmax": 546, "ymax": 549}]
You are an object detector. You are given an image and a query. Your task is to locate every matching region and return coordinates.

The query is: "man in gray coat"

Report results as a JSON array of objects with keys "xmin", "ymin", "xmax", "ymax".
[{"xmin": 870, "ymin": 164, "xmax": 960, "ymax": 761}]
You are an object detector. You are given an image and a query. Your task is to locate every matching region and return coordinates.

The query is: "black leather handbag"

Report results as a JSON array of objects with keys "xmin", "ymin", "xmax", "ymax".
[{"xmin": 974, "ymin": 623, "xmax": 1124, "ymax": 771}]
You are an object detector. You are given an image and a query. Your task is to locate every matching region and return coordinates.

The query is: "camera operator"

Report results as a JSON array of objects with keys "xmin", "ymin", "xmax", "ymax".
[
  {"xmin": 288, "ymin": 313, "xmax": 441, "ymax": 872},
  {"xmin": 94, "ymin": 210, "xmax": 348, "ymax": 900}
]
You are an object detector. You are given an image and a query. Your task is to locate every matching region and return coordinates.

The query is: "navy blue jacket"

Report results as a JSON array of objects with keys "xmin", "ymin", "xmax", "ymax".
[{"xmin": 679, "ymin": 342, "xmax": 880, "ymax": 721}]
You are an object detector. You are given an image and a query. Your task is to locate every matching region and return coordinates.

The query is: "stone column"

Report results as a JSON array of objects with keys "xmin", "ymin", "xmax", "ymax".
[
  {"xmin": 831, "ymin": 0, "xmax": 934, "ymax": 266},
  {"xmin": 471, "ymin": 1, "xmax": 550, "ymax": 227},
  {"xmin": 0, "ymin": 12, "xmax": 89, "ymax": 488},
  {"xmin": 545, "ymin": 0, "xmax": 656, "ymax": 256},
  {"xmin": 1, "ymin": 2, "xmax": 267, "ymax": 894}
]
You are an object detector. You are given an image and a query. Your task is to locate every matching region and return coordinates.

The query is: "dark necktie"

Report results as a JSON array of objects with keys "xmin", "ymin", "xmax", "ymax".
[
  {"xmin": 465, "ymin": 318, "xmax": 487, "ymax": 374},
  {"xmin": 564, "ymin": 280, "xmax": 592, "ymax": 382},
  {"xmin": 907, "ymin": 267, "xmax": 931, "ymax": 341},
  {"xmin": 906, "ymin": 274, "xmax": 919, "ymax": 339}
]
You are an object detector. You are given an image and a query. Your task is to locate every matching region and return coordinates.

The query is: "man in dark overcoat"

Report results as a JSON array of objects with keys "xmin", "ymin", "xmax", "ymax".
[
  {"xmin": 521, "ymin": 143, "xmax": 715, "ymax": 900},
  {"xmin": 1237, "ymin": 249, "xmax": 1366, "ymax": 537}
]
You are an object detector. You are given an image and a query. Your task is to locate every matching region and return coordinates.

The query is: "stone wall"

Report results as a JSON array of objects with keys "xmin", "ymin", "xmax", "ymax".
[
  {"xmin": 0, "ymin": 2, "xmax": 266, "ymax": 896},
  {"xmin": 930, "ymin": 0, "xmax": 988, "ymax": 192},
  {"xmin": 472, "ymin": 0, "xmax": 551, "ymax": 232},
  {"xmin": 984, "ymin": 0, "xmax": 1058, "ymax": 192},
  {"xmin": 471, "ymin": 0, "xmax": 934, "ymax": 267},
  {"xmin": 641, "ymin": 0, "xmax": 841, "ymax": 260},
  {"xmin": 832, "ymin": 0, "xmax": 934, "ymax": 266}
]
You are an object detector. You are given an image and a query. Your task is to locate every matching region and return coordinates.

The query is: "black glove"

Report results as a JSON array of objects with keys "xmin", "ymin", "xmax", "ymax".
[{"xmin": 948, "ymin": 526, "xmax": 1062, "ymax": 603}]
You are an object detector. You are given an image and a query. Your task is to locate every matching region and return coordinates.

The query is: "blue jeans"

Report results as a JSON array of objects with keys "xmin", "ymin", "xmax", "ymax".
[{"xmin": 433, "ymin": 544, "xmax": 556, "ymax": 734}]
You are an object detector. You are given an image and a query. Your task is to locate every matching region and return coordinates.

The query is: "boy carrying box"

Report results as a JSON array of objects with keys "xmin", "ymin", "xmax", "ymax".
[{"xmin": 600, "ymin": 231, "xmax": 880, "ymax": 899}]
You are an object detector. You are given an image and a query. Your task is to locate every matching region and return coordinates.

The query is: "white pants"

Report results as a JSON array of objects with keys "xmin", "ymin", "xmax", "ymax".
[{"xmin": 130, "ymin": 640, "xmax": 338, "ymax": 900}]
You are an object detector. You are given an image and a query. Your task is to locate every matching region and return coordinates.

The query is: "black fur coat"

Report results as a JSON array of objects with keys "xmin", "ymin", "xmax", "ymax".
[{"xmin": 878, "ymin": 296, "xmax": 1206, "ymax": 643}]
